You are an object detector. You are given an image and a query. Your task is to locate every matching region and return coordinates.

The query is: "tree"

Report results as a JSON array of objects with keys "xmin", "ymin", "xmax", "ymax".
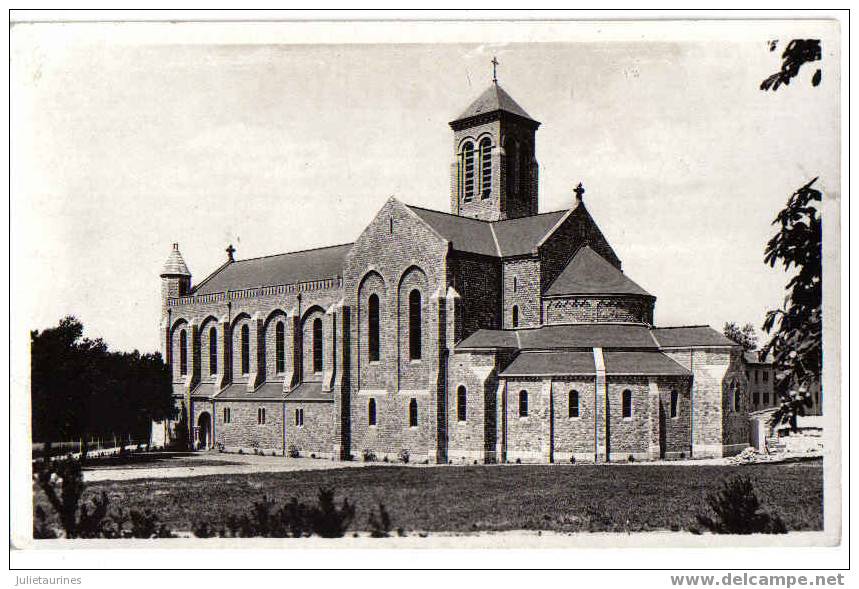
[
  {"xmin": 760, "ymin": 179, "xmax": 821, "ymax": 426},
  {"xmin": 759, "ymin": 42, "xmax": 824, "ymax": 427},
  {"xmin": 722, "ymin": 322, "xmax": 759, "ymax": 353},
  {"xmin": 31, "ymin": 316, "xmax": 175, "ymax": 446}
]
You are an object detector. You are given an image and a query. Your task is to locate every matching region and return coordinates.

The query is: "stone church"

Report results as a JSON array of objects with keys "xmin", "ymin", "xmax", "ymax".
[{"xmin": 152, "ymin": 79, "xmax": 750, "ymax": 463}]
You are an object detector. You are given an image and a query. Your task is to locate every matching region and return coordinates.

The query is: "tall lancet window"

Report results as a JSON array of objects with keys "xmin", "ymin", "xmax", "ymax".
[
  {"xmin": 312, "ymin": 317, "xmax": 323, "ymax": 373},
  {"xmin": 368, "ymin": 293, "xmax": 380, "ymax": 362},
  {"xmin": 462, "ymin": 141, "xmax": 475, "ymax": 202},
  {"xmin": 479, "ymin": 137, "xmax": 492, "ymax": 199},
  {"xmin": 241, "ymin": 324, "xmax": 250, "ymax": 375},
  {"xmin": 179, "ymin": 330, "xmax": 188, "ymax": 376},
  {"xmin": 275, "ymin": 321, "xmax": 285, "ymax": 374},
  {"xmin": 408, "ymin": 289, "xmax": 422, "ymax": 361},
  {"xmin": 209, "ymin": 327, "xmax": 217, "ymax": 375}
]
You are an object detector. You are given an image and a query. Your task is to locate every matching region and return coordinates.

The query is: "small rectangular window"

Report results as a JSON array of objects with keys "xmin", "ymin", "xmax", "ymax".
[
  {"xmin": 763, "ymin": 392, "xmax": 770, "ymax": 405},
  {"xmin": 295, "ymin": 408, "xmax": 304, "ymax": 427},
  {"xmin": 258, "ymin": 407, "xmax": 266, "ymax": 425},
  {"xmin": 223, "ymin": 407, "xmax": 231, "ymax": 424},
  {"xmin": 762, "ymin": 371, "xmax": 769, "ymax": 383},
  {"xmin": 753, "ymin": 392, "xmax": 760, "ymax": 406}
]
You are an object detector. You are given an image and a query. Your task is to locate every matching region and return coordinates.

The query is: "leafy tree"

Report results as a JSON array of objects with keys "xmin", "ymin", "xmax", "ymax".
[
  {"xmin": 31, "ymin": 316, "xmax": 175, "ymax": 445},
  {"xmin": 760, "ymin": 39, "xmax": 822, "ymax": 91},
  {"xmin": 760, "ymin": 179, "xmax": 821, "ymax": 426},
  {"xmin": 758, "ymin": 40, "xmax": 824, "ymax": 428},
  {"xmin": 695, "ymin": 475, "xmax": 787, "ymax": 534},
  {"xmin": 723, "ymin": 322, "xmax": 759, "ymax": 353}
]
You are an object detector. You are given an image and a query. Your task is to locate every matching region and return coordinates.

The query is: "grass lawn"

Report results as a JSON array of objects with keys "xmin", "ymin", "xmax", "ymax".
[{"xmin": 35, "ymin": 460, "xmax": 823, "ymax": 535}]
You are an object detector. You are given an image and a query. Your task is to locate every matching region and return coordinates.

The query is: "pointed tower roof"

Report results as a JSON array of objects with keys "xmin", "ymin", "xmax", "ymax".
[
  {"xmin": 545, "ymin": 246, "xmax": 651, "ymax": 297},
  {"xmin": 160, "ymin": 243, "xmax": 191, "ymax": 277},
  {"xmin": 449, "ymin": 84, "xmax": 539, "ymax": 130}
]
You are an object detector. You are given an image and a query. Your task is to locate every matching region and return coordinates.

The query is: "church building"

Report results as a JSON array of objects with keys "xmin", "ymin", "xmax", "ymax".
[{"xmin": 152, "ymin": 77, "xmax": 750, "ymax": 463}]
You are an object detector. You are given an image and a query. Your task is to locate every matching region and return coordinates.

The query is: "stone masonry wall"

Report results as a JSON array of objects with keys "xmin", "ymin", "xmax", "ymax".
[
  {"xmin": 285, "ymin": 401, "xmax": 335, "ymax": 458},
  {"xmin": 543, "ymin": 295, "xmax": 654, "ymax": 325},
  {"xmin": 450, "ymin": 253, "xmax": 502, "ymax": 342},
  {"xmin": 502, "ymin": 257, "xmax": 541, "ymax": 329},
  {"xmin": 214, "ymin": 401, "xmax": 284, "ymax": 453}
]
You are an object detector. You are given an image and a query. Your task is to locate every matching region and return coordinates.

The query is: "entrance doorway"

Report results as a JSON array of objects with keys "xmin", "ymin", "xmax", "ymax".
[{"xmin": 197, "ymin": 412, "xmax": 212, "ymax": 450}]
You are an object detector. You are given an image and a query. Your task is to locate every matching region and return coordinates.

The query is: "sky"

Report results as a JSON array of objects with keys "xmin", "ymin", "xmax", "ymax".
[{"xmin": 11, "ymin": 20, "xmax": 840, "ymax": 354}]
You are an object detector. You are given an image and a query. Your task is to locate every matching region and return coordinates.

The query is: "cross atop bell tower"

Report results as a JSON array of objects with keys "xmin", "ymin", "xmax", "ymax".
[{"xmin": 448, "ymin": 75, "xmax": 541, "ymax": 221}]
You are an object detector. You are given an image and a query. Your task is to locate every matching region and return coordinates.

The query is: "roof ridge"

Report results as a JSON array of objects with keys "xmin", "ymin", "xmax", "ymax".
[
  {"xmin": 653, "ymin": 325, "xmax": 713, "ymax": 330},
  {"xmin": 488, "ymin": 222, "xmax": 502, "ymax": 257},
  {"xmin": 233, "ymin": 242, "xmax": 354, "ymax": 264},
  {"xmin": 407, "ymin": 203, "xmax": 566, "ymax": 223}
]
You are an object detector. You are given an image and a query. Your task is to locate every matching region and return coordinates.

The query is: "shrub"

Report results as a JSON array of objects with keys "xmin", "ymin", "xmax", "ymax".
[
  {"xmin": 515, "ymin": 458, "xmax": 522, "ymax": 464},
  {"xmin": 311, "ymin": 453, "xmax": 316, "ymax": 459},
  {"xmin": 695, "ymin": 475, "xmax": 788, "ymax": 534},
  {"xmin": 33, "ymin": 456, "xmax": 110, "ymax": 538},
  {"xmin": 129, "ymin": 509, "xmax": 174, "ymax": 538},
  {"xmin": 237, "ymin": 448, "xmax": 243, "ymax": 455},
  {"xmin": 569, "ymin": 456, "xmax": 576, "ymax": 464},
  {"xmin": 628, "ymin": 455, "xmax": 635, "ymax": 463},
  {"xmin": 32, "ymin": 506, "xmax": 57, "ymax": 539},
  {"xmin": 192, "ymin": 520, "xmax": 217, "ymax": 538},
  {"xmin": 383, "ymin": 455, "xmax": 389, "ymax": 463},
  {"xmin": 309, "ymin": 488, "xmax": 355, "ymax": 538},
  {"xmin": 398, "ymin": 448, "xmax": 410, "ymax": 464},
  {"xmin": 362, "ymin": 449, "xmax": 376, "ymax": 463},
  {"xmin": 368, "ymin": 502, "xmax": 392, "ymax": 538}
]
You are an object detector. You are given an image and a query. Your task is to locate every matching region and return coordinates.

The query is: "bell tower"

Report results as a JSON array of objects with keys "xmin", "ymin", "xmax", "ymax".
[{"xmin": 449, "ymin": 61, "xmax": 540, "ymax": 221}]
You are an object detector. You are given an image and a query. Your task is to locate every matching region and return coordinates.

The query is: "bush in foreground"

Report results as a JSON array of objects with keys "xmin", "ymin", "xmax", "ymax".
[{"xmin": 694, "ymin": 475, "xmax": 787, "ymax": 534}]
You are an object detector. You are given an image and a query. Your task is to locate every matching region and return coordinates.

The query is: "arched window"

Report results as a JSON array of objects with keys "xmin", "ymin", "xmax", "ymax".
[
  {"xmin": 408, "ymin": 289, "xmax": 422, "ymax": 361},
  {"xmin": 368, "ymin": 293, "xmax": 380, "ymax": 362},
  {"xmin": 179, "ymin": 329, "xmax": 188, "ymax": 376},
  {"xmin": 275, "ymin": 321, "xmax": 285, "ymax": 374},
  {"xmin": 512, "ymin": 305, "xmax": 519, "ymax": 328},
  {"xmin": 312, "ymin": 317, "xmax": 323, "ymax": 373},
  {"xmin": 479, "ymin": 137, "xmax": 492, "ymax": 199},
  {"xmin": 209, "ymin": 327, "xmax": 217, "ymax": 375},
  {"xmin": 670, "ymin": 389, "xmax": 679, "ymax": 418},
  {"xmin": 569, "ymin": 390, "xmax": 580, "ymax": 418},
  {"xmin": 409, "ymin": 398, "xmax": 418, "ymax": 427},
  {"xmin": 257, "ymin": 407, "xmax": 266, "ymax": 425},
  {"xmin": 622, "ymin": 389, "xmax": 632, "ymax": 418},
  {"xmin": 241, "ymin": 324, "xmax": 250, "ymax": 375},
  {"xmin": 223, "ymin": 407, "xmax": 231, "ymax": 423},
  {"xmin": 513, "ymin": 276, "xmax": 518, "ymax": 293},
  {"xmin": 734, "ymin": 383, "xmax": 742, "ymax": 412},
  {"xmin": 368, "ymin": 398, "xmax": 377, "ymax": 426},
  {"xmin": 519, "ymin": 390, "xmax": 528, "ymax": 417},
  {"xmin": 462, "ymin": 141, "xmax": 475, "ymax": 202},
  {"xmin": 457, "ymin": 385, "xmax": 467, "ymax": 422}
]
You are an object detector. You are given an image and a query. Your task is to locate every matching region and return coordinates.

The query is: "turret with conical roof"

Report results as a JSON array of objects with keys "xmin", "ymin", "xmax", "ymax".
[
  {"xmin": 161, "ymin": 243, "xmax": 192, "ymax": 302},
  {"xmin": 449, "ymin": 77, "xmax": 540, "ymax": 222}
]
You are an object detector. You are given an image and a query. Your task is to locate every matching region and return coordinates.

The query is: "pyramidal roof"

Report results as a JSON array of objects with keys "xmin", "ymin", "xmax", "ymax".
[
  {"xmin": 160, "ymin": 243, "xmax": 191, "ymax": 277},
  {"xmin": 545, "ymin": 246, "xmax": 651, "ymax": 297},
  {"xmin": 452, "ymin": 83, "xmax": 537, "ymax": 123}
]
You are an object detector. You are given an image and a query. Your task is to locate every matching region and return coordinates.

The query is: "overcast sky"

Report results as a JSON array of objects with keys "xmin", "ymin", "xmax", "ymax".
[{"xmin": 12, "ymin": 20, "xmax": 840, "ymax": 354}]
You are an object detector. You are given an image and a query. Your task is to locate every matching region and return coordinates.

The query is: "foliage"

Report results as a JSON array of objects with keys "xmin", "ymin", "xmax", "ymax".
[
  {"xmin": 397, "ymin": 448, "xmax": 410, "ymax": 464},
  {"xmin": 368, "ymin": 502, "xmax": 392, "ymax": 538},
  {"xmin": 362, "ymin": 449, "xmax": 377, "ymax": 463},
  {"xmin": 760, "ymin": 39, "xmax": 822, "ymax": 91},
  {"xmin": 128, "ymin": 509, "xmax": 175, "ymax": 538},
  {"xmin": 33, "ymin": 456, "xmax": 109, "ymax": 538},
  {"xmin": 32, "ymin": 506, "xmax": 57, "ymax": 539},
  {"xmin": 288, "ymin": 444, "xmax": 301, "ymax": 458},
  {"xmin": 219, "ymin": 488, "xmax": 355, "ymax": 538},
  {"xmin": 760, "ymin": 179, "xmax": 822, "ymax": 428},
  {"xmin": 723, "ymin": 322, "xmax": 759, "ymax": 352},
  {"xmin": 695, "ymin": 475, "xmax": 787, "ymax": 534},
  {"xmin": 30, "ymin": 316, "xmax": 175, "ymax": 444}
]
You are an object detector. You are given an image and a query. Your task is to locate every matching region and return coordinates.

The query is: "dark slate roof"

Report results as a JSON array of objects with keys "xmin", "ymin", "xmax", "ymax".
[
  {"xmin": 453, "ymin": 84, "xmax": 536, "ymax": 123},
  {"xmin": 545, "ymin": 246, "xmax": 651, "ymax": 297},
  {"xmin": 500, "ymin": 351, "xmax": 595, "ymax": 377},
  {"xmin": 603, "ymin": 352, "xmax": 691, "ymax": 376},
  {"xmin": 285, "ymin": 381, "xmax": 333, "ymax": 402},
  {"xmin": 193, "ymin": 243, "xmax": 352, "ymax": 295},
  {"xmin": 215, "ymin": 382, "xmax": 285, "ymax": 401},
  {"xmin": 492, "ymin": 211, "xmax": 567, "ymax": 256},
  {"xmin": 456, "ymin": 329, "xmax": 520, "ymax": 349},
  {"xmin": 651, "ymin": 326, "xmax": 736, "ymax": 348},
  {"xmin": 457, "ymin": 324, "xmax": 658, "ymax": 351},
  {"xmin": 407, "ymin": 206, "xmax": 498, "ymax": 257},
  {"xmin": 406, "ymin": 205, "xmax": 567, "ymax": 258}
]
